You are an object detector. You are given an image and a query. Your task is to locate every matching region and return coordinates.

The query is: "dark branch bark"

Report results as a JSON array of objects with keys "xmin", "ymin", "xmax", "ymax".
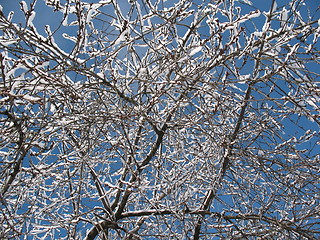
[
  {"xmin": 119, "ymin": 209, "xmax": 317, "ymax": 240},
  {"xmin": 0, "ymin": 110, "xmax": 27, "ymax": 196},
  {"xmin": 193, "ymin": 84, "xmax": 252, "ymax": 240},
  {"xmin": 84, "ymin": 220, "xmax": 125, "ymax": 240}
]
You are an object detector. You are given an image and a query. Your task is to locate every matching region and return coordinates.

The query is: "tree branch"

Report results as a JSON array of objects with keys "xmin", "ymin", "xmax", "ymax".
[
  {"xmin": 193, "ymin": 84, "xmax": 252, "ymax": 240},
  {"xmin": 120, "ymin": 209, "xmax": 317, "ymax": 239},
  {"xmin": 0, "ymin": 110, "xmax": 27, "ymax": 196}
]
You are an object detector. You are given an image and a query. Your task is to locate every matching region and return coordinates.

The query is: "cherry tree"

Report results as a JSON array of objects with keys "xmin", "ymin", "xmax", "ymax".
[{"xmin": 0, "ymin": 0, "xmax": 319, "ymax": 239}]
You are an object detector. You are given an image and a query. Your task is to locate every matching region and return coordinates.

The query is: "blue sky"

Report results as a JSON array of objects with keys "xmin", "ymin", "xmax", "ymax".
[
  {"xmin": 1, "ymin": 0, "xmax": 319, "ymax": 27},
  {"xmin": 1, "ymin": 0, "xmax": 319, "ymax": 239}
]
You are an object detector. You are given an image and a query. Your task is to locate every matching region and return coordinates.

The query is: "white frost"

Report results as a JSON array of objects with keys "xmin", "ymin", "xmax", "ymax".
[
  {"xmin": 0, "ymin": 39, "xmax": 18, "ymax": 46},
  {"xmin": 242, "ymin": 0, "xmax": 252, "ymax": 5},
  {"xmin": 0, "ymin": 96, "xmax": 9, "ymax": 103},
  {"xmin": 99, "ymin": 0, "xmax": 111, "ymax": 3},
  {"xmin": 272, "ymin": 1, "xmax": 277, "ymax": 13},
  {"xmin": 20, "ymin": 1, "xmax": 28, "ymax": 13},
  {"xmin": 239, "ymin": 74, "xmax": 250, "ymax": 82},
  {"xmin": 86, "ymin": 9, "xmax": 96, "ymax": 23},
  {"xmin": 280, "ymin": 8, "xmax": 288, "ymax": 22},
  {"xmin": 306, "ymin": 99, "xmax": 318, "ymax": 109},
  {"xmin": 189, "ymin": 46, "xmax": 202, "ymax": 56},
  {"xmin": 249, "ymin": 10, "xmax": 261, "ymax": 19},
  {"xmin": 262, "ymin": 19, "xmax": 270, "ymax": 33},
  {"xmin": 114, "ymin": 29, "xmax": 129, "ymax": 46},
  {"xmin": 0, "ymin": 151, "xmax": 10, "ymax": 156},
  {"xmin": 62, "ymin": 14, "xmax": 68, "ymax": 26},
  {"xmin": 27, "ymin": 11, "xmax": 36, "ymax": 27},
  {"xmin": 97, "ymin": 72, "xmax": 104, "ymax": 78},
  {"xmin": 62, "ymin": 33, "xmax": 77, "ymax": 43},
  {"xmin": 23, "ymin": 95, "xmax": 42, "ymax": 102}
]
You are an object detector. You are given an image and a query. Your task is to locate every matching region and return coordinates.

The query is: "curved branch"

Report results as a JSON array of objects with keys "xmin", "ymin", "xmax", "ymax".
[
  {"xmin": 0, "ymin": 110, "xmax": 27, "ymax": 196},
  {"xmin": 193, "ymin": 0, "xmax": 279, "ymax": 237},
  {"xmin": 120, "ymin": 209, "xmax": 317, "ymax": 239},
  {"xmin": 84, "ymin": 219, "xmax": 125, "ymax": 240},
  {"xmin": 193, "ymin": 84, "xmax": 252, "ymax": 239}
]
